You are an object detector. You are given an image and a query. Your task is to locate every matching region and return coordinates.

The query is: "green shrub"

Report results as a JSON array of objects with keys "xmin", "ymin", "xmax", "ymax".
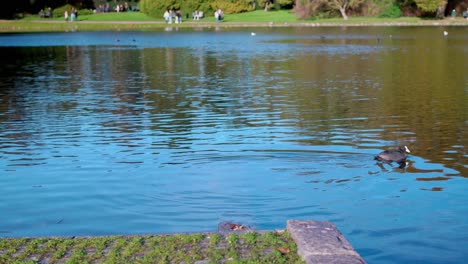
[
  {"xmin": 210, "ymin": 0, "xmax": 254, "ymax": 14},
  {"xmin": 277, "ymin": 0, "xmax": 294, "ymax": 9},
  {"xmin": 52, "ymin": 4, "xmax": 75, "ymax": 18},
  {"xmin": 138, "ymin": 0, "xmax": 285, "ymax": 17},
  {"xmin": 77, "ymin": 9, "xmax": 94, "ymax": 16},
  {"xmin": 52, "ymin": 5, "xmax": 94, "ymax": 18},
  {"xmin": 180, "ymin": 0, "xmax": 204, "ymax": 14},
  {"xmin": 414, "ymin": 0, "xmax": 445, "ymax": 13},
  {"xmin": 140, "ymin": 0, "xmax": 178, "ymax": 18},
  {"xmin": 379, "ymin": 3, "xmax": 401, "ymax": 18}
]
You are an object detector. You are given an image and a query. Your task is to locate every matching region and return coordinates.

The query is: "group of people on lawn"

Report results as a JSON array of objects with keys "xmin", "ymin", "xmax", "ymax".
[
  {"xmin": 64, "ymin": 8, "xmax": 78, "ymax": 21},
  {"xmin": 163, "ymin": 10, "xmax": 183, "ymax": 24},
  {"xmin": 163, "ymin": 9, "xmax": 224, "ymax": 24}
]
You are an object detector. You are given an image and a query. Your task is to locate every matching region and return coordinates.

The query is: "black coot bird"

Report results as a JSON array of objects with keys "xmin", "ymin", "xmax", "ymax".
[{"xmin": 374, "ymin": 146, "xmax": 410, "ymax": 164}]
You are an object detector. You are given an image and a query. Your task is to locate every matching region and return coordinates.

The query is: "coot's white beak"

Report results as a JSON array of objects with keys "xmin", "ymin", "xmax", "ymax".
[{"xmin": 405, "ymin": 146, "xmax": 411, "ymax": 153}]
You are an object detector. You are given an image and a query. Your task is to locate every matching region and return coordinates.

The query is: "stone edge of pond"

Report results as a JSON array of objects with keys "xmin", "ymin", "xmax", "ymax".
[
  {"xmin": 286, "ymin": 220, "xmax": 366, "ymax": 264},
  {"xmin": 0, "ymin": 219, "xmax": 366, "ymax": 264}
]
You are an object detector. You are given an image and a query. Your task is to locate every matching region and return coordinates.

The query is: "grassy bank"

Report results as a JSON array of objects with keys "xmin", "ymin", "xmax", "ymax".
[
  {"xmin": 0, "ymin": 231, "xmax": 304, "ymax": 263},
  {"xmin": 1, "ymin": 10, "xmax": 467, "ymax": 33}
]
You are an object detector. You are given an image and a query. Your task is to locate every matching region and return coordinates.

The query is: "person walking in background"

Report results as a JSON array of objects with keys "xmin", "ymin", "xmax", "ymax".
[
  {"xmin": 45, "ymin": 7, "xmax": 52, "ymax": 18},
  {"xmin": 70, "ymin": 8, "xmax": 76, "ymax": 21},
  {"xmin": 169, "ymin": 10, "xmax": 174, "ymax": 24},
  {"xmin": 64, "ymin": 10, "xmax": 68, "ymax": 21},
  {"xmin": 176, "ymin": 10, "xmax": 182, "ymax": 24},
  {"xmin": 163, "ymin": 10, "xmax": 170, "ymax": 23},
  {"xmin": 215, "ymin": 9, "xmax": 224, "ymax": 22}
]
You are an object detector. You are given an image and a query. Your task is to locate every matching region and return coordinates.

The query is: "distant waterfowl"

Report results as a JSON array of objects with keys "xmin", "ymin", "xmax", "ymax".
[
  {"xmin": 251, "ymin": 32, "xmax": 256, "ymax": 36},
  {"xmin": 374, "ymin": 146, "xmax": 410, "ymax": 164},
  {"xmin": 444, "ymin": 31, "xmax": 448, "ymax": 36}
]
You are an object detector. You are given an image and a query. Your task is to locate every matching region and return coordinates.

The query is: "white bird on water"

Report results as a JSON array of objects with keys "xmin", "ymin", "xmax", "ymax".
[
  {"xmin": 251, "ymin": 32, "xmax": 256, "ymax": 36},
  {"xmin": 443, "ymin": 31, "xmax": 448, "ymax": 36}
]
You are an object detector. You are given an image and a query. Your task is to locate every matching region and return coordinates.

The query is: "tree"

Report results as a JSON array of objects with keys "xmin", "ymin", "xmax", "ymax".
[
  {"xmin": 414, "ymin": 0, "xmax": 446, "ymax": 12},
  {"xmin": 296, "ymin": 0, "xmax": 365, "ymax": 20},
  {"xmin": 260, "ymin": 0, "xmax": 274, "ymax": 11},
  {"xmin": 325, "ymin": 0, "xmax": 365, "ymax": 19},
  {"xmin": 414, "ymin": 0, "xmax": 447, "ymax": 18}
]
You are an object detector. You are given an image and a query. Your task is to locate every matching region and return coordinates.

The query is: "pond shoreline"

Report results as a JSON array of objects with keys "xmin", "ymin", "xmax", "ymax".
[{"xmin": 0, "ymin": 18, "xmax": 467, "ymax": 33}]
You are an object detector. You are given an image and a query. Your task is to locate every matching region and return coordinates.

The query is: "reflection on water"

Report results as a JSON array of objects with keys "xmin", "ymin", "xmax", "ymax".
[{"xmin": 0, "ymin": 27, "xmax": 467, "ymax": 263}]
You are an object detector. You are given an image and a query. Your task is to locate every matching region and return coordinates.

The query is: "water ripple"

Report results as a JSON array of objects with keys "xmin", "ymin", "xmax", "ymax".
[{"xmin": 0, "ymin": 27, "xmax": 467, "ymax": 264}]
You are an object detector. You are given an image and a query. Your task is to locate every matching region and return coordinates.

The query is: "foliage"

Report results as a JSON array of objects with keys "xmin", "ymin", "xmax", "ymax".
[
  {"xmin": 331, "ymin": 0, "xmax": 367, "ymax": 19},
  {"xmin": 293, "ymin": 0, "xmax": 366, "ymax": 19},
  {"xmin": 140, "ymin": 0, "xmax": 178, "ymax": 17},
  {"xmin": 293, "ymin": 0, "xmax": 314, "ymax": 19},
  {"xmin": 259, "ymin": 0, "xmax": 272, "ymax": 11},
  {"xmin": 51, "ymin": 5, "xmax": 94, "ymax": 18},
  {"xmin": 277, "ymin": 0, "xmax": 295, "ymax": 9},
  {"xmin": 140, "ymin": 0, "xmax": 253, "ymax": 16},
  {"xmin": 210, "ymin": 0, "xmax": 255, "ymax": 13},
  {"xmin": 293, "ymin": 0, "xmax": 335, "ymax": 19},
  {"xmin": 1, "ymin": 0, "xmax": 100, "ymax": 18},
  {"xmin": 31, "ymin": 0, "xmax": 94, "ymax": 11},
  {"xmin": 52, "ymin": 4, "xmax": 76, "ymax": 18},
  {"xmin": 259, "ymin": 0, "xmax": 294, "ymax": 11},
  {"xmin": 92, "ymin": 0, "xmax": 141, "ymax": 11},
  {"xmin": 179, "ymin": 0, "xmax": 204, "ymax": 15},
  {"xmin": 259, "ymin": 0, "xmax": 293, "ymax": 11},
  {"xmin": 379, "ymin": 3, "xmax": 402, "ymax": 17},
  {"xmin": 414, "ymin": 0, "xmax": 446, "ymax": 12}
]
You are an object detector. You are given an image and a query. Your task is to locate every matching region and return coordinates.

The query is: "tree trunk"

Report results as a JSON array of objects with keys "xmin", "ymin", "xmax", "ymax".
[
  {"xmin": 339, "ymin": 7, "xmax": 348, "ymax": 20},
  {"xmin": 436, "ymin": 2, "xmax": 447, "ymax": 19}
]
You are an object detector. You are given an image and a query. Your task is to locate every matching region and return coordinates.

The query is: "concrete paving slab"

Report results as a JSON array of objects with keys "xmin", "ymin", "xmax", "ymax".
[{"xmin": 287, "ymin": 219, "xmax": 366, "ymax": 264}]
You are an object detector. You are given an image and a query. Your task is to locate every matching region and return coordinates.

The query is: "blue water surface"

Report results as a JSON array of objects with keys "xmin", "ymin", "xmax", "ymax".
[{"xmin": 0, "ymin": 28, "xmax": 467, "ymax": 264}]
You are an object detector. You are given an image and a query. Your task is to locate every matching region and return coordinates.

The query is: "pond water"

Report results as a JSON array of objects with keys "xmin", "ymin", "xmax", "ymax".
[{"xmin": 0, "ymin": 27, "xmax": 467, "ymax": 263}]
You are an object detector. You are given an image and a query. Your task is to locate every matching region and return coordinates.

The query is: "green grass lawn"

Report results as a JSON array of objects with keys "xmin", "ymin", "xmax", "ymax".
[{"xmin": 223, "ymin": 10, "xmax": 298, "ymax": 23}]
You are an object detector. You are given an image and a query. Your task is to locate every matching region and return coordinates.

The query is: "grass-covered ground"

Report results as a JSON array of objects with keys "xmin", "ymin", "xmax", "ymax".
[
  {"xmin": 1, "ymin": 10, "xmax": 467, "ymax": 33},
  {"xmin": 0, "ymin": 231, "xmax": 304, "ymax": 264}
]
